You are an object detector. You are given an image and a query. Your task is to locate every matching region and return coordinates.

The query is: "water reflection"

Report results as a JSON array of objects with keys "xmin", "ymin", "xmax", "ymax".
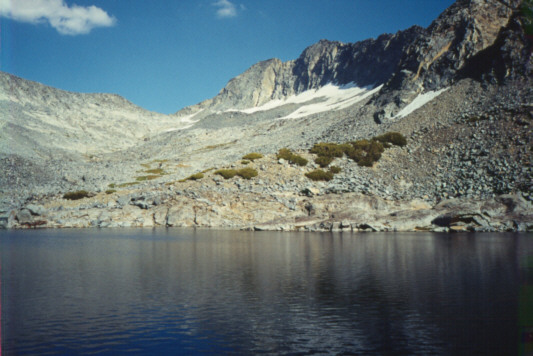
[{"xmin": 1, "ymin": 230, "xmax": 531, "ymax": 355}]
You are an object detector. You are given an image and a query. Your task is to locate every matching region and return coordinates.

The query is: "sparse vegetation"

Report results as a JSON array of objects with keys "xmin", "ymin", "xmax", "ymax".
[
  {"xmin": 108, "ymin": 183, "xmax": 116, "ymax": 189},
  {"xmin": 307, "ymin": 132, "xmax": 406, "ymax": 169},
  {"xmin": 305, "ymin": 169, "xmax": 334, "ymax": 181},
  {"xmin": 242, "ymin": 152, "xmax": 263, "ymax": 161},
  {"xmin": 63, "ymin": 190, "xmax": 90, "ymax": 200},
  {"xmin": 135, "ymin": 175, "xmax": 160, "ymax": 181},
  {"xmin": 105, "ymin": 189, "xmax": 116, "ymax": 194},
  {"xmin": 277, "ymin": 148, "xmax": 308, "ymax": 166},
  {"xmin": 241, "ymin": 160, "xmax": 250, "ymax": 165}
]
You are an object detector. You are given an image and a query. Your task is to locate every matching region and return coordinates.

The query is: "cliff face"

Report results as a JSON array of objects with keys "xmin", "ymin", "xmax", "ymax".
[{"xmin": 191, "ymin": 0, "xmax": 526, "ymax": 114}]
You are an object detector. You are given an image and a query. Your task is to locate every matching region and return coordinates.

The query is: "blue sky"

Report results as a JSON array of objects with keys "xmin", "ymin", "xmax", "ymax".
[{"xmin": 1, "ymin": 0, "xmax": 455, "ymax": 114}]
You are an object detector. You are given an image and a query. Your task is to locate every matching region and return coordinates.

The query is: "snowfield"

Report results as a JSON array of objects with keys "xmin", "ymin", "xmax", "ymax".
[{"xmin": 227, "ymin": 83, "xmax": 383, "ymax": 119}]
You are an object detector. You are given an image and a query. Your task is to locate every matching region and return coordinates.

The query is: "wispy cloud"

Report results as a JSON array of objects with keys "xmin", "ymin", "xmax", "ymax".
[
  {"xmin": 213, "ymin": 0, "xmax": 237, "ymax": 18},
  {"xmin": 0, "ymin": 0, "xmax": 116, "ymax": 35}
]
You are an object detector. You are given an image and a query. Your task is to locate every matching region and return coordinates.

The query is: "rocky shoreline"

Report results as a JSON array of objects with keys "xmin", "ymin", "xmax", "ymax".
[{"xmin": 2, "ymin": 153, "xmax": 531, "ymax": 233}]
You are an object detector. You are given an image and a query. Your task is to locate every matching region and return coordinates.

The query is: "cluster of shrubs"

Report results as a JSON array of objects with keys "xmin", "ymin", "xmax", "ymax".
[
  {"xmin": 309, "ymin": 132, "xmax": 406, "ymax": 168},
  {"xmin": 276, "ymin": 148, "xmax": 308, "ymax": 166},
  {"xmin": 215, "ymin": 167, "xmax": 258, "ymax": 180}
]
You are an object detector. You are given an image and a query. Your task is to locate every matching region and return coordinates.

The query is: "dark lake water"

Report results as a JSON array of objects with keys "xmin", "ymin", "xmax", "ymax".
[{"xmin": 1, "ymin": 229, "xmax": 532, "ymax": 355}]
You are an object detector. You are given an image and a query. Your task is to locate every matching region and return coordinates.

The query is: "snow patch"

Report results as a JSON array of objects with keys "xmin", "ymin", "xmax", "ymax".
[
  {"xmin": 227, "ymin": 83, "xmax": 383, "ymax": 119},
  {"xmin": 394, "ymin": 88, "xmax": 448, "ymax": 119}
]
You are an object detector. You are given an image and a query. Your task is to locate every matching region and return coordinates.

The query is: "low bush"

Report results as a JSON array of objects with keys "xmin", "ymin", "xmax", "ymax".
[
  {"xmin": 242, "ymin": 152, "xmax": 263, "ymax": 161},
  {"xmin": 63, "ymin": 190, "xmax": 90, "ymax": 200},
  {"xmin": 105, "ymin": 189, "xmax": 116, "ymax": 194},
  {"xmin": 237, "ymin": 167, "xmax": 258, "ymax": 179},
  {"xmin": 144, "ymin": 168, "xmax": 165, "ymax": 175},
  {"xmin": 215, "ymin": 169, "xmax": 237, "ymax": 179},
  {"xmin": 241, "ymin": 160, "xmax": 250, "ymax": 165},
  {"xmin": 373, "ymin": 132, "xmax": 407, "ymax": 147},
  {"xmin": 329, "ymin": 166, "xmax": 341, "ymax": 174},
  {"xmin": 277, "ymin": 148, "xmax": 308, "ymax": 166},
  {"xmin": 305, "ymin": 169, "xmax": 334, "ymax": 181},
  {"xmin": 315, "ymin": 155, "xmax": 334, "ymax": 168}
]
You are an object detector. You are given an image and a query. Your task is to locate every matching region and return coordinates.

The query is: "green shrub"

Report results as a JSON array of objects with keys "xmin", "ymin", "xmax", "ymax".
[
  {"xmin": 290, "ymin": 155, "xmax": 308, "ymax": 166},
  {"xmin": 63, "ymin": 190, "xmax": 90, "ymax": 200},
  {"xmin": 329, "ymin": 166, "xmax": 341, "ymax": 174},
  {"xmin": 237, "ymin": 167, "xmax": 258, "ymax": 179},
  {"xmin": 277, "ymin": 148, "xmax": 308, "ymax": 166},
  {"xmin": 215, "ymin": 169, "xmax": 237, "ymax": 179},
  {"xmin": 108, "ymin": 183, "xmax": 116, "ymax": 189},
  {"xmin": 242, "ymin": 152, "xmax": 263, "ymax": 161},
  {"xmin": 241, "ymin": 160, "xmax": 250, "ymax": 165},
  {"xmin": 310, "ymin": 143, "xmax": 344, "ymax": 158},
  {"xmin": 105, "ymin": 189, "xmax": 116, "ymax": 194},
  {"xmin": 305, "ymin": 169, "xmax": 334, "ymax": 181},
  {"xmin": 315, "ymin": 155, "xmax": 334, "ymax": 168},
  {"xmin": 277, "ymin": 148, "xmax": 293, "ymax": 160},
  {"xmin": 373, "ymin": 132, "xmax": 407, "ymax": 147}
]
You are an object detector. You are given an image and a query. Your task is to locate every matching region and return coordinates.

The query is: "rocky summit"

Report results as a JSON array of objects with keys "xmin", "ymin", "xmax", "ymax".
[{"xmin": 1, "ymin": 0, "xmax": 532, "ymax": 232}]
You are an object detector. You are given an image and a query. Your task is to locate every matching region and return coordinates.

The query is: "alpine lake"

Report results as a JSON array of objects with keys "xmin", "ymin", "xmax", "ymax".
[{"xmin": 1, "ymin": 229, "xmax": 532, "ymax": 355}]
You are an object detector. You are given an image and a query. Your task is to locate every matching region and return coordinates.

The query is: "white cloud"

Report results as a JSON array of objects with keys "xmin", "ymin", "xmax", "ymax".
[
  {"xmin": 0, "ymin": 0, "xmax": 116, "ymax": 35},
  {"xmin": 213, "ymin": 0, "xmax": 237, "ymax": 18}
]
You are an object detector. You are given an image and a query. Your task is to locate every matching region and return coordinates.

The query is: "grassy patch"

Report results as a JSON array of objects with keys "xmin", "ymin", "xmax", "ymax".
[
  {"xmin": 241, "ymin": 160, "xmax": 250, "ymax": 165},
  {"xmin": 63, "ymin": 190, "xmax": 90, "ymax": 200},
  {"xmin": 242, "ymin": 152, "xmax": 263, "ymax": 161},
  {"xmin": 108, "ymin": 183, "xmax": 116, "ymax": 189},
  {"xmin": 305, "ymin": 169, "xmax": 334, "ymax": 181},
  {"xmin": 105, "ymin": 189, "xmax": 116, "ymax": 194},
  {"xmin": 144, "ymin": 168, "xmax": 165, "ymax": 175},
  {"xmin": 118, "ymin": 182, "xmax": 139, "ymax": 188},
  {"xmin": 135, "ymin": 175, "xmax": 160, "ymax": 181}
]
